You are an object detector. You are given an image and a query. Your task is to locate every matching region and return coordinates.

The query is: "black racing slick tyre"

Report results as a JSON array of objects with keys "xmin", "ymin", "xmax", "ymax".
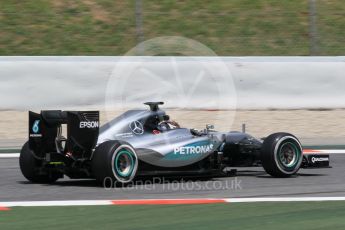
[
  {"xmin": 261, "ymin": 133, "xmax": 303, "ymax": 178},
  {"xmin": 19, "ymin": 142, "xmax": 60, "ymax": 183},
  {"xmin": 91, "ymin": 141, "xmax": 138, "ymax": 185}
]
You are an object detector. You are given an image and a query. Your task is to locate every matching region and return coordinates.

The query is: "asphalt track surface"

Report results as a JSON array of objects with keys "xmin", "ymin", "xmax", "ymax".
[{"xmin": 1, "ymin": 153, "xmax": 345, "ymax": 202}]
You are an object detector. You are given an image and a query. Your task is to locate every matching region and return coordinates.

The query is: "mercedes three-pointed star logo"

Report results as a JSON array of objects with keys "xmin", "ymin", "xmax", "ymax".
[{"xmin": 129, "ymin": 120, "xmax": 144, "ymax": 135}]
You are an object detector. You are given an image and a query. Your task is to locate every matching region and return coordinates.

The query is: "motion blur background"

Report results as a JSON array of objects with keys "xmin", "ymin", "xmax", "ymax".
[{"xmin": 0, "ymin": 0, "xmax": 343, "ymax": 56}]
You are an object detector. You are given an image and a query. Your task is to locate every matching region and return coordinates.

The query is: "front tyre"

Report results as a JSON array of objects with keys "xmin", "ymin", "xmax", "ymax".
[
  {"xmin": 19, "ymin": 142, "xmax": 60, "ymax": 183},
  {"xmin": 91, "ymin": 141, "xmax": 138, "ymax": 185},
  {"xmin": 261, "ymin": 133, "xmax": 303, "ymax": 178}
]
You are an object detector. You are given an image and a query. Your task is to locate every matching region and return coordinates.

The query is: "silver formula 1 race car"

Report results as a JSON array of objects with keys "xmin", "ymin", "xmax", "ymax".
[{"xmin": 20, "ymin": 102, "xmax": 330, "ymax": 184}]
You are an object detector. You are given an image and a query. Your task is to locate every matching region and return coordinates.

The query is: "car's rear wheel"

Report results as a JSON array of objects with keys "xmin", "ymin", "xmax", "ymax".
[
  {"xmin": 261, "ymin": 133, "xmax": 303, "ymax": 177},
  {"xmin": 92, "ymin": 141, "xmax": 138, "ymax": 185},
  {"xmin": 19, "ymin": 142, "xmax": 60, "ymax": 183}
]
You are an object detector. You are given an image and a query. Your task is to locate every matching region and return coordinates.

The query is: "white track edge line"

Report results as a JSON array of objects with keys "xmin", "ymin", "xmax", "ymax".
[
  {"xmin": 0, "ymin": 200, "xmax": 113, "ymax": 207},
  {"xmin": 2, "ymin": 197, "xmax": 345, "ymax": 207},
  {"xmin": 303, "ymin": 150, "xmax": 345, "ymax": 154},
  {"xmin": 224, "ymin": 197, "xmax": 345, "ymax": 203},
  {"xmin": 0, "ymin": 153, "xmax": 20, "ymax": 158}
]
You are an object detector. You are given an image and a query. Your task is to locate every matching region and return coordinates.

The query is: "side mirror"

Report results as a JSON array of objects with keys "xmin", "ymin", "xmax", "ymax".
[{"xmin": 206, "ymin": 124, "xmax": 214, "ymax": 130}]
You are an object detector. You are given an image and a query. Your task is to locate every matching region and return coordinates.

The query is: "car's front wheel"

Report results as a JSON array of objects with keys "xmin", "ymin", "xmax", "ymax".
[
  {"xmin": 261, "ymin": 133, "xmax": 303, "ymax": 177},
  {"xmin": 91, "ymin": 141, "xmax": 138, "ymax": 185}
]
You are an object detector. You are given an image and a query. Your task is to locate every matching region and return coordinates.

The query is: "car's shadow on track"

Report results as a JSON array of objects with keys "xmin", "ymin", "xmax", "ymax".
[
  {"xmin": 17, "ymin": 176, "xmax": 216, "ymax": 188},
  {"xmin": 255, "ymin": 173, "xmax": 328, "ymax": 178},
  {"xmin": 231, "ymin": 168, "xmax": 328, "ymax": 178},
  {"xmin": 16, "ymin": 171, "xmax": 328, "ymax": 188},
  {"xmin": 296, "ymin": 173, "xmax": 328, "ymax": 177},
  {"xmin": 18, "ymin": 174, "xmax": 239, "ymax": 188},
  {"xmin": 18, "ymin": 180, "xmax": 99, "ymax": 187}
]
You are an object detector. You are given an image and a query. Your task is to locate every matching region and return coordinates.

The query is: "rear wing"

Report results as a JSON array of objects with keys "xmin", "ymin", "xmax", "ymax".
[{"xmin": 29, "ymin": 110, "xmax": 99, "ymax": 157}]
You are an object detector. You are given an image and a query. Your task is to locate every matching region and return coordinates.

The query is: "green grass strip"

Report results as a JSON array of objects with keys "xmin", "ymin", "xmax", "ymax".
[{"xmin": 1, "ymin": 202, "xmax": 345, "ymax": 230}]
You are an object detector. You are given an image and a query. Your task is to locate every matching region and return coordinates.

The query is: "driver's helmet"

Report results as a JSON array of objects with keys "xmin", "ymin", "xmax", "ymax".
[{"xmin": 157, "ymin": 120, "xmax": 180, "ymax": 131}]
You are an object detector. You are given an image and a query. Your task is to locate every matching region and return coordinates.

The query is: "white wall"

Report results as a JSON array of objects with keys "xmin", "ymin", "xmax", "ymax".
[{"xmin": 0, "ymin": 56, "xmax": 344, "ymax": 110}]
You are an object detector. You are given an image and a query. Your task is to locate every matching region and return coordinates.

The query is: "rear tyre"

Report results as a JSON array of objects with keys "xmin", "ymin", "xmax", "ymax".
[
  {"xmin": 261, "ymin": 133, "xmax": 303, "ymax": 178},
  {"xmin": 91, "ymin": 141, "xmax": 138, "ymax": 185},
  {"xmin": 19, "ymin": 142, "xmax": 60, "ymax": 183}
]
